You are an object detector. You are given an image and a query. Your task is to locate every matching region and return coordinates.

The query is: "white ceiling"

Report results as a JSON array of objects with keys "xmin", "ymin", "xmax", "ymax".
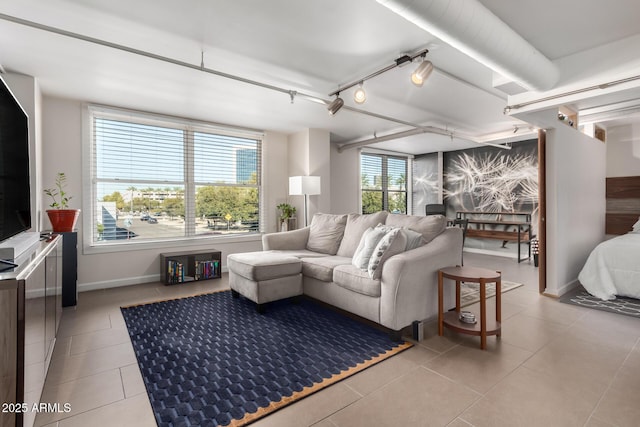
[{"xmin": 1, "ymin": 0, "xmax": 640, "ymax": 154}]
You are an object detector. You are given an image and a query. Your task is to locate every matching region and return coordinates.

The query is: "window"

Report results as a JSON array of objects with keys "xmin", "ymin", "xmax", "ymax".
[
  {"xmin": 88, "ymin": 107, "xmax": 261, "ymax": 246},
  {"xmin": 360, "ymin": 153, "xmax": 407, "ymax": 214}
]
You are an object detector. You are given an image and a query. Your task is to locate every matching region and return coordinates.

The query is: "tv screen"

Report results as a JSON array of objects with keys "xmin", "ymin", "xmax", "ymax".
[{"xmin": 0, "ymin": 76, "xmax": 31, "ymax": 242}]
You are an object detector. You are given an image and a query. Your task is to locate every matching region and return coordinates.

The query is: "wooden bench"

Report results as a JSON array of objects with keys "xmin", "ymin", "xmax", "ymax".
[{"xmin": 456, "ymin": 212, "xmax": 534, "ymax": 263}]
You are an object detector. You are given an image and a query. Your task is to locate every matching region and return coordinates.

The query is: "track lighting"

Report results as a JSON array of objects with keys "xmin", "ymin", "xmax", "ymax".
[
  {"xmin": 411, "ymin": 60, "xmax": 433, "ymax": 87},
  {"xmin": 328, "ymin": 48, "xmax": 431, "ymax": 113},
  {"xmin": 353, "ymin": 83, "xmax": 366, "ymax": 104},
  {"xmin": 327, "ymin": 95, "xmax": 344, "ymax": 115}
]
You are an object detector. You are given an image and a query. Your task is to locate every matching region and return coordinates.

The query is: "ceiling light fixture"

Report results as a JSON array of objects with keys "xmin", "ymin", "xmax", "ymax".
[
  {"xmin": 353, "ymin": 83, "xmax": 366, "ymax": 104},
  {"xmin": 327, "ymin": 95, "xmax": 344, "ymax": 115},
  {"xmin": 411, "ymin": 59, "xmax": 433, "ymax": 87},
  {"xmin": 327, "ymin": 47, "xmax": 430, "ymax": 114}
]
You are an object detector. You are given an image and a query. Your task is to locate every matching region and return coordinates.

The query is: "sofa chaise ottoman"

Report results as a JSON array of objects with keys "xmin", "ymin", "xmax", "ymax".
[{"xmin": 227, "ymin": 252, "xmax": 303, "ymax": 313}]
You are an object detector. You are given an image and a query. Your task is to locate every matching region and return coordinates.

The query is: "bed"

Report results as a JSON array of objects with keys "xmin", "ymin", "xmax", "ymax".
[
  {"xmin": 580, "ymin": 176, "xmax": 640, "ymax": 300},
  {"xmin": 578, "ymin": 230, "xmax": 640, "ymax": 300}
]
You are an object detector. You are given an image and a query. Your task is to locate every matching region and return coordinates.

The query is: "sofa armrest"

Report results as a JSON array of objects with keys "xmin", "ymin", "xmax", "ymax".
[
  {"xmin": 262, "ymin": 227, "xmax": 310, "ymax": 251},
  {"xmin": 379, "ymin": 227, "xmax": 463, "ymax": 331}
]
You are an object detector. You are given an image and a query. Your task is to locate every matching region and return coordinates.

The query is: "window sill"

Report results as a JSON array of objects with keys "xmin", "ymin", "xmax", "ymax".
[{"xmin": 82, "ymin": 233, "xmax": 263, "ymax": 255}]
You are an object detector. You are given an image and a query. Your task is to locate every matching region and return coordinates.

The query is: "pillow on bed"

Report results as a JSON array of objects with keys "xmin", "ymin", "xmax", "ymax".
[{"xmin": 632, "ymin": 217, "xmax": 640, "ymax": 232}]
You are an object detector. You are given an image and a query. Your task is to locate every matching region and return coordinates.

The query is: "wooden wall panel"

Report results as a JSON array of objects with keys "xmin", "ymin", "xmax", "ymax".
[
  {"xmin": 606, "ymin": 213, "xmax": 640, "ymax": 235},
  {"xmin": 606, "ymin": 176, "xmax": 640, "ymax": 234},
  {"xmin": 606, "ymin": 176, "xmax": 640, "ymax": 198}
]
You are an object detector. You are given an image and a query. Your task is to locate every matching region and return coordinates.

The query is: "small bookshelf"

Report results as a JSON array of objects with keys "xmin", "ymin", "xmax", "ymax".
[{"xmin": 160, "ymin": 249, "xmax": 222, "ymax": 285}]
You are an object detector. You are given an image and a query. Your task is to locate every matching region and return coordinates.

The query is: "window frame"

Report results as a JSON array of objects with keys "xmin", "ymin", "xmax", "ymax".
[
  {"xmin": 359, "ymin": 150, "xmax": 411, "ymax": 214},
  {"xmin": 82, "ymin": 105, "xmax": 264, "ymax": 254}
]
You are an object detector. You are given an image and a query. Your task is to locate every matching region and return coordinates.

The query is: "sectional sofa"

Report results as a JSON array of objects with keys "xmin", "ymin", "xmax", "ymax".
[{"xmin": 228, "ymin": 211, "xmax": 463, "ymax": 338}]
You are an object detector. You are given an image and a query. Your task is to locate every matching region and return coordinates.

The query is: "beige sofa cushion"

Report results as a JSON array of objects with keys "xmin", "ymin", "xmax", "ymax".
[
  {"xmin": 227, "ymin": 252, "xmax": 301, "ymax": 281},
  {"xmin": 306, "ymin": 213, "xmax": 348, "ymax": 255},
  {"xmin": 385, "ymin": 214, "xmax": 446, "ymax": 244},
  {"xmin": 336, "ymin": 211, "xmax": 389, "ymax": 257},
  {"xmin": 300, "ymin": 256, "xmax": 352, "ymax": 282},
  {"xmin": 333, "ymin": 265, "xmax": 381, "ymax": 297}
]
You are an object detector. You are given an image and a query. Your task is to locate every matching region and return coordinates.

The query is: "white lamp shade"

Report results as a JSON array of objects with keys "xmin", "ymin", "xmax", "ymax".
[{"xmin": 289, "ymin": 176, "xmax": 321, "ymax": 195}]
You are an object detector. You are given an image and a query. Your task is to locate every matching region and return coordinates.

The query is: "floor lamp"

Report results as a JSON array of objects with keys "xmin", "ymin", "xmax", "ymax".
[{"xmin": 289, "ymin": 176, "xmax": 321, "ymax": 227}]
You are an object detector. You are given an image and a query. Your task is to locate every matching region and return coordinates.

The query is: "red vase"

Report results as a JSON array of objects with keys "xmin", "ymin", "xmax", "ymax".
[{"xmin": 47, "ymin": 209, "xmax": 80, "ymax": 232}]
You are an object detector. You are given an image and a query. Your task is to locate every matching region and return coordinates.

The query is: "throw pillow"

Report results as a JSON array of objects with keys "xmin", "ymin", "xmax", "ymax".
[
  {"xmin": 367, "ymin": 228, "xmax": 407, "ymax": 280},
  {"xmin": 306, "ymin": 213, "xmax": 348, "ymax": 255},
  {"xmin": 351, "ymin": 227, "xmax": 388, "ymax": 270},
  {"xmin": 385, "ymin": 214, "xmax": 446, "ymax": 244},
  {"xmin": 336, "ymin": 211, "xmax": 389, "ymax": 257},
  {"xmin": 403, "ymin": 228, "xmax": 424, "ymax": 251}
]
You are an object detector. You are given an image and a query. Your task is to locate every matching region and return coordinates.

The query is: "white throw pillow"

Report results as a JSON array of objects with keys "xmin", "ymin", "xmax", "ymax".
[
  {"xmin": 351, "ymin": 227, "xmax": 387, "ymax": 270},
  {"xmin": 633, "ymin": 217, "xmax": 640, "ymax": 232},
  {"xmin": 367, "ymin": 228, "xmax": 407, "ymax": 280},
  {"xmin": 373, "ymin": 224, "xmax": 422, "ymax": 251},
  {"xmin": 403, "ymin": 228, "xmax": 424, "ymax": 251}
]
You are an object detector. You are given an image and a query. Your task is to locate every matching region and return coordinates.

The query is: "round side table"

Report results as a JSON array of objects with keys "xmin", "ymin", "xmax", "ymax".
[{"xmin": 438, "ymin": 265, "xmax": 502, "ymax": 350}]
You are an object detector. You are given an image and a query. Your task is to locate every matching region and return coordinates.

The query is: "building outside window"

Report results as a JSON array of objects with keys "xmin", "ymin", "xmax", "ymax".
[
  {"xmin": 87, "ymin": 106, "xmax": 262, "ymax": 246},
  {"xmin": 360, "ymin": 152, "xmax": 408, "ymax": 214}
]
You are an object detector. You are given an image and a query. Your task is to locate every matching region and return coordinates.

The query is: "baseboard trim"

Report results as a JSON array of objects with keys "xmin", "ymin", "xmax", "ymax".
[
  {"xmin": 556, "ymin": 279, "xmax": 579, "ymax": 298},
  {"xmin": 78, "ymin": 267, "xmax": 229, "ymax": 292},
  {"xmin": 79, "ymin": 275, "xmax": 160, "ymax": 292}
]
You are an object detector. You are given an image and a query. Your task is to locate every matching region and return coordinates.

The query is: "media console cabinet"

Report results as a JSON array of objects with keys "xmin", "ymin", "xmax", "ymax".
[
  {"xmin": 0, "ymin": 236, "xmax": 62, "ymax": 427},
  {"xmin": 455, "ymin": 211, "xmax": 534, "ymax": 262}
]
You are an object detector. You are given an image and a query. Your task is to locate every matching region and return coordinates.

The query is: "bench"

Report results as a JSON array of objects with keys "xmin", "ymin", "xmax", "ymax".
[{"xmin": 456, "ymin": 212, "xmax": 534, "ymax": 263}]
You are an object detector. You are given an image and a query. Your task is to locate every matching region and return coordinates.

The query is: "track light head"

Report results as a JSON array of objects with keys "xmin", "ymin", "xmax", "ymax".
[
  {"xmin": 353, "ymin": 83, "xmax": 366, "ymax": 104},
  {"xmin": 327, "ymin": 95, "xmax": 344, "ymax": 115},
  {"xmin": 411, "ymin": 60, "xmax": 433, "ymax": 87}
]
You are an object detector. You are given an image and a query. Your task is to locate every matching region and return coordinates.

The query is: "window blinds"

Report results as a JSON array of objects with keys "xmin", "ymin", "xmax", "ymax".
[{"xmin": 90, "ymin": 109, "xmax": 261, "ymax": 245}]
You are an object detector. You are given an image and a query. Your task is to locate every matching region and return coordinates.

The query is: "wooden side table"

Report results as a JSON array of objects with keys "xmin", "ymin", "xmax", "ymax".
[{"xmin": 438, "ymin": 266, "xmax": 502, "ymax": 350}]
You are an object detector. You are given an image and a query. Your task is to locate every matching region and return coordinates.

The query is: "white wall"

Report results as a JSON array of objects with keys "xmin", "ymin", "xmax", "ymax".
[
  {"xmin": 3, "ymin": 73, "xmax": 43, "ymax": 232},
  {"xmin": 545, "ymin": 123, "xmax": 607, "ymax": 296},
  {"xmin": 287, "ymin": 129, "xmax": 331, "ymax": 225},
  {"xmin": 262, "ymin": 131, "xmax": 289, "ymax": 233},
  {"xmin": 330, "ymin": 144, "xmax": 360, "ymax": 214},
  {"xmin": 41, "ymin": 96, "xmax": 294, "ymax": 291},
  {"xmin": 606, "ymin": 123, "xmax": 640, "ymax": 177}
]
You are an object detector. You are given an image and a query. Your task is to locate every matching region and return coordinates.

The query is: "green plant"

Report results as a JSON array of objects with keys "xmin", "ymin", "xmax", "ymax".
[
  {"xmin": 44, "ymin": 172, "xmax": 73, "ymax": 209},
  {"xmin": 277, "ymin": 203, "xmax": 296, "ymax": 221}
]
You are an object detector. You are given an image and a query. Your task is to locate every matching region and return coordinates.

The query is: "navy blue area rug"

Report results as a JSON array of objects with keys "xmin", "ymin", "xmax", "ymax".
[{"xmin": 121, "ymin": 291, "xmax": 411, "ymax": 426}]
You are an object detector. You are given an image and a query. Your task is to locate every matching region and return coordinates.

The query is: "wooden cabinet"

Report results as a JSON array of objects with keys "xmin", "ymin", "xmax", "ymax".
[{"xmin": 0, "ymin": 236, "xmax": 61, "ymax": 427}]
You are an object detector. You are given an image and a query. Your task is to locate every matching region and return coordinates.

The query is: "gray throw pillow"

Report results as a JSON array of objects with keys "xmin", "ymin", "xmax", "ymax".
[
  {"xmin": 403, "ymin": 228, "xmax": 424, "ymax": 251},
  {"xmin": 351, "ymin": 227, "xmax": 388, "ymax": 270},
  {"xmin": 385, "ymin": 214, "xmax": 446, "ymax": 244},
  {"xmin": 367, "ymin": 228, "xmax": 407, "ymax": 279},
  {"xmin": 306, "ymin": 213, "xmax": 348, "ymax": 255}
]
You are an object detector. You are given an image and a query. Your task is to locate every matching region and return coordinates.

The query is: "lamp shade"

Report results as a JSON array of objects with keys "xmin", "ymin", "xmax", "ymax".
[{"xmin": 289, "ymin": 176, "xmax": 321, "ymax": 195}]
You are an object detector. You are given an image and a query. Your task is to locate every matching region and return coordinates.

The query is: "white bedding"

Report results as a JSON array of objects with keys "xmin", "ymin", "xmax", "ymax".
[{"xmin": 578, "ymin": 232, "xmax": 640, "ymax": 300}]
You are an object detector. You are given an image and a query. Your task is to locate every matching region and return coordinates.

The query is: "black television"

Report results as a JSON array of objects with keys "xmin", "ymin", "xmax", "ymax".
[{"xmin": 0, "ymin": 76, "xmax": 31, "ymax": 243}]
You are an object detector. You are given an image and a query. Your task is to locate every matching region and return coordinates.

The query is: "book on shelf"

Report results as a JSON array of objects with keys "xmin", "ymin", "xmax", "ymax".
[
  {"xmin": 166, "ymin": 260, "xmax": 185, "ymax": 284},
  {"xmin": 194, "ymin": 259, "xmax": 221, "ymax": 280}
]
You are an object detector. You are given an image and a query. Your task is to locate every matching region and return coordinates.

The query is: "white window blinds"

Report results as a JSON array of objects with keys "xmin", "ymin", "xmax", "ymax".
[{"xmin": 89, "ymin": 107, "xmax": 261, "ymax": 245}]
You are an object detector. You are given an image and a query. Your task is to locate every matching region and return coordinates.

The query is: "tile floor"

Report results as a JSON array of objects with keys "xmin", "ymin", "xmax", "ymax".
[{"xmin": 36, "ymin": 252, "xmax": 640, "ymax": 427}]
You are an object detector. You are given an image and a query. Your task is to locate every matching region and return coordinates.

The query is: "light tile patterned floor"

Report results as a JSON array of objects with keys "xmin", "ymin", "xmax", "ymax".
[{"xmin": 37, "ymin": 253, "xmax": 640, "ymax": 427}]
